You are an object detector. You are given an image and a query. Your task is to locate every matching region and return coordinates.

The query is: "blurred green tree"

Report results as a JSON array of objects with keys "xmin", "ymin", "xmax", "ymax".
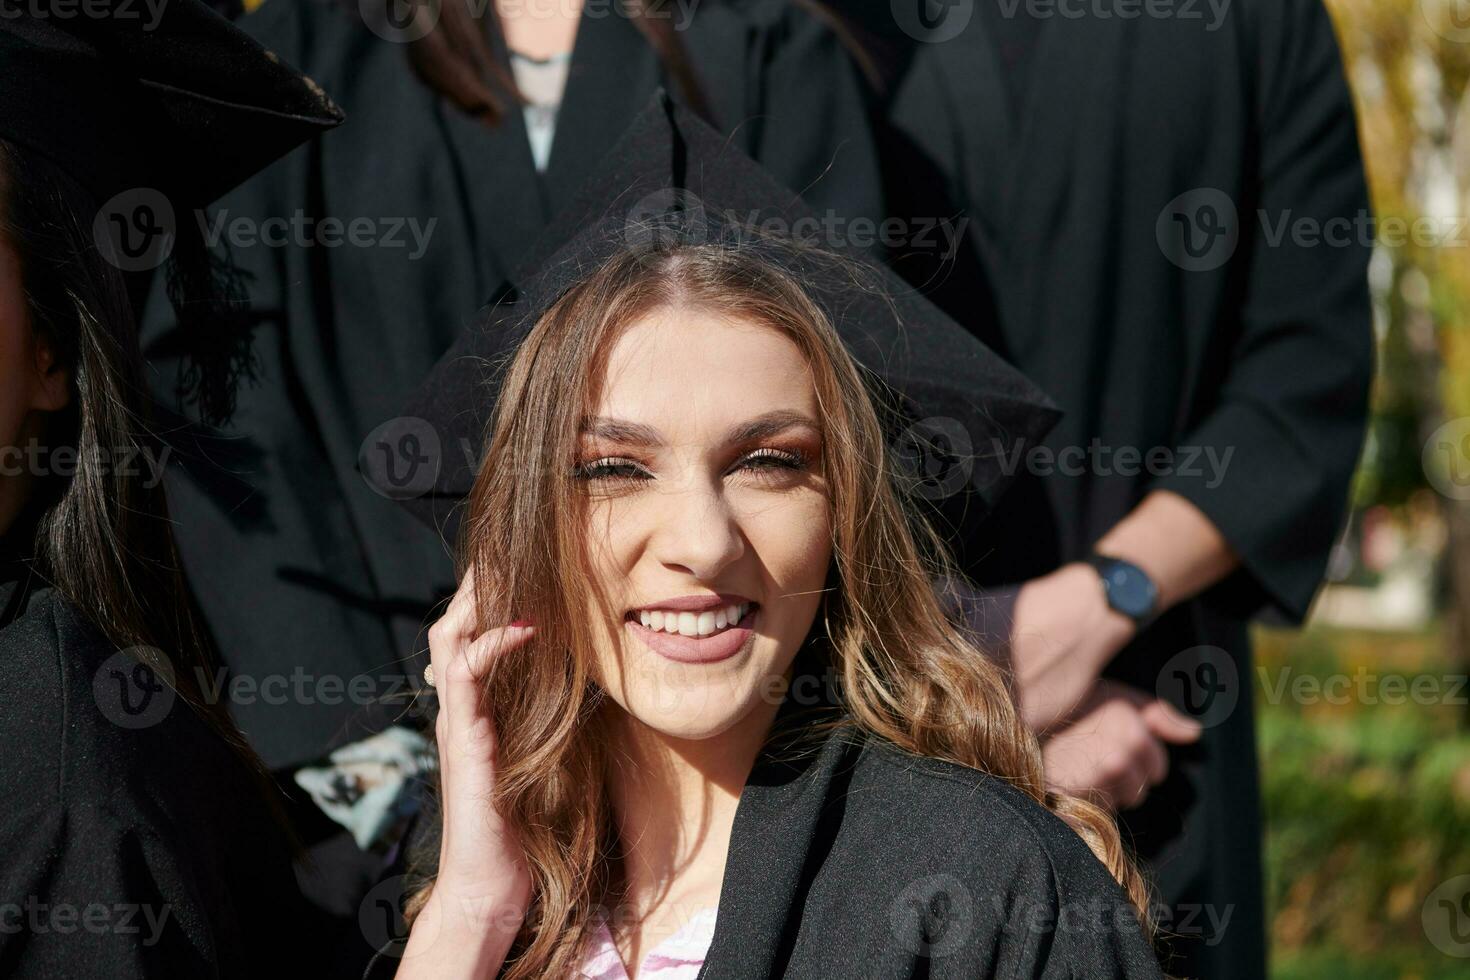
[{"xmin": 1329, "ymin": 0, "xmax": 1470, "ymax": 662}]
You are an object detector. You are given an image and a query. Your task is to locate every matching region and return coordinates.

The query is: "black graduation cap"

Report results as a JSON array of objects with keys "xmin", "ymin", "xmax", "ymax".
[
  {"xmin": 0, "ymin": 0, "xmax": 342, "ymax": 211},
  {"xmin": 0, "ymin": 0, "xmax": 344, "ymax": 423},
  {"xmin": 362, "ymin": 91, "xmax": 1059, "ymax": 540}
]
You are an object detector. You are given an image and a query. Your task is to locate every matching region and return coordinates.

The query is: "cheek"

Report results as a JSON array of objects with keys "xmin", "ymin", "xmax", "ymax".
[
  {"xmin": 582, "ymin": 499, "xmax": 641, "ymax": 588},
  {"xmin": 0, "ymin": 275, "xmax": 31, "ymax": 449},
  {"xmin": 738, "ymin": 490, "xmax": 832, "ymax": 619}
]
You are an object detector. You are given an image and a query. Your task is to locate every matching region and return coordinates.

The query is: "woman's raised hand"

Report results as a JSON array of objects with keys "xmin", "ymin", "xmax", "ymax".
[{"xmin": 396, "ymin": 569, "xmax": 536, "ymax": 980}]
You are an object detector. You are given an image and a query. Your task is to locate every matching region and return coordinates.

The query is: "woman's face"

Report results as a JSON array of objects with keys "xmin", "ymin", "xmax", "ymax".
[
  {"xmin": 0, "ymin": 229, "xmax": 67, "ymax": 536},
  {"xmin": 577, "ymin": 307, "xmax": 832, "ymax": 741}
]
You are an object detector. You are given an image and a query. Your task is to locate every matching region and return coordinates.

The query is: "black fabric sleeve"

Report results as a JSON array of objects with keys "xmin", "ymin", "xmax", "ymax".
[
  {"xmin": 939, "ymin": 831, "xmax": 1163, "ymax": 980},
  {"xmin": 1150, "ymin": 0, "xmax": 1374, "ymax": 622},
  {"xmin": 0, "ymin": 803, "xmax": 214, "ymax": 979}
]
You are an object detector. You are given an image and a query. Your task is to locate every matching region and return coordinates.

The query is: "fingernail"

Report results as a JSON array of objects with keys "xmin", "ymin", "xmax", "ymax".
[{"xmin": 510, "ymin": 617, "xmax": 534, "ymax": 628}]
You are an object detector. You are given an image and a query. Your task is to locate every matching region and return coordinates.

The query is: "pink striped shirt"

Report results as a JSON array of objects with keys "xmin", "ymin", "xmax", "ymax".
[{"xmin": 578, "ymin": 907, "xmax": 717, "ymax": 980}]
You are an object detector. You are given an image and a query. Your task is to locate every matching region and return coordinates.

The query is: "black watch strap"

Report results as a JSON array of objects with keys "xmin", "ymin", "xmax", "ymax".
[{"xmin": 1084, "ymin": 552, "xmax": 1160, "ymax": 629}]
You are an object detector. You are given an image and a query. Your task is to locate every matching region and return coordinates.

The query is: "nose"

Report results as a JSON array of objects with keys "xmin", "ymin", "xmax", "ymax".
[{"xmin": 647, "ymin": 475, "xmax": 745, "ymax": 581}]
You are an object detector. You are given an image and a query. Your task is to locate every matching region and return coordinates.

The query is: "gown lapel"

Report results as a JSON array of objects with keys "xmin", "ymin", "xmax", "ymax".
[
  {"xmin": 438, "ymin": 23, "xmax": 552, "ymax": 286},
  {"xmin": 541, "ymin": 6, "xmax": 664, "ymax": 217},
  {"xmin": 697, "ymin": 700, "xmax": 861, "ymax": 979}
]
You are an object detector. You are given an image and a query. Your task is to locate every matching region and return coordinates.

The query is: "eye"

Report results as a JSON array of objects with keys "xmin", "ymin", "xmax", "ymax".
[
  {"xmin": 732, "ymin": 447, "xmax": 810, "ymax": 480},
  {"xmin": 571, "ymin": 456, "xmax": 649, "ymax": 483}
]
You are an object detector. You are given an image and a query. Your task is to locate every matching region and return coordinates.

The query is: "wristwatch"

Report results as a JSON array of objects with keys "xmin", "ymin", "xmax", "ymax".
[{"xmin": 1084, "ymin": 553, "xmax": 1159, "ymax": 629}]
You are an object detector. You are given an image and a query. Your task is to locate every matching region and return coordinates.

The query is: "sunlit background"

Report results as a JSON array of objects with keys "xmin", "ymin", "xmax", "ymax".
[{"xmin": 1259, "ymin": 2, "xmax": 1470, "ymax": 976}]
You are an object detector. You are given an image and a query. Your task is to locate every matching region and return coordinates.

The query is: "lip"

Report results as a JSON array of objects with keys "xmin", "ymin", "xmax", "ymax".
[
  {"xmin": 625, "ymin": 604, "xmax": 759, "ymax": 665},
  {"xmin": 626, "ymin": 592, "xmax": 754, "ymax": 614}
]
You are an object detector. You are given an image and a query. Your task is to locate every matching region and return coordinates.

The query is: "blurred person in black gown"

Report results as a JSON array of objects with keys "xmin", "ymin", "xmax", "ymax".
[
  {"xmin": 137, "ymin": 0, "xmax": 887, "ymax": 963},
  {"xmin": 835, "ymin": 2, "xmax": 1374, "ymax": 976},
  {"xmin": 0, "ymin": 0, "xmax": 343, "ymax": 975}
]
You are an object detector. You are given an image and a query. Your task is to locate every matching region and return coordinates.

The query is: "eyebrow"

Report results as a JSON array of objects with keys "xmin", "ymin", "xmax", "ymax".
[{"xmin": 578, "ymin": 410, "xmax": 821, "ymax": 447}]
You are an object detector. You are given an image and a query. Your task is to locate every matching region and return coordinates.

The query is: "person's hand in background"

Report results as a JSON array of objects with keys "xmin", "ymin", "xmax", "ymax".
[
  {"xmin": 1009, "ymin": 563, "xmax": 1138, "ymax": 733},
  {"xmin": 1010, "ymin": 490, "xmax": 1238, "ymax": 734},
  {"xmin": 1042, "ymin": 679, "xmax": 1202, "ymax": 811}
]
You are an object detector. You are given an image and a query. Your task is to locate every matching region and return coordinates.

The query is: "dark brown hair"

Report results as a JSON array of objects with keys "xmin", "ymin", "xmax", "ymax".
[{"xmin": 0, "ymin": 138, "xmax": 288, "ymax": 830}]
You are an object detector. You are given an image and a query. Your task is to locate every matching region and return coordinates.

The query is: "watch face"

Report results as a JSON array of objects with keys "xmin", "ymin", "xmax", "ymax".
[{"xmin": 1100, "ymin": 561, "xmax": 1158, "ymax": 620}]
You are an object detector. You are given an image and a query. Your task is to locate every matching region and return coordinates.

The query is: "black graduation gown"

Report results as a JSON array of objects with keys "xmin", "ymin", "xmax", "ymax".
[
  {"xmin": 362, "ymin": 723, "xmax": 1165, "ymax": 979},
  {"xmin": 0, "ymin": 565, "xmax": 314, "ymax": 978},
  {"xmin": 138, "ymin": 0, "xmax": 884, "ymax": 773},
  {"xmin": 849, "ymin": 2, "xmax": 1375, "ymax": 977}
]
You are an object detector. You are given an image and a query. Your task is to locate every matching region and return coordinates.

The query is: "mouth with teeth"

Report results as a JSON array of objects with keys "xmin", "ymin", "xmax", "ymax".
[{"xmin": 624, "ymin": 598, "xmax": 759, "ymax": 664}]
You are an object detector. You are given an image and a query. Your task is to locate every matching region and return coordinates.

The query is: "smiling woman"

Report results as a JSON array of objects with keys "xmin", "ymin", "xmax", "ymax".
[{"xmin": 381, "ymin": 241, "xmax": 1166, "ymax": 980}]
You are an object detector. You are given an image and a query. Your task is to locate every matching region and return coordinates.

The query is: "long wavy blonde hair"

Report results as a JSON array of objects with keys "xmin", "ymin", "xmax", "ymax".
[{"xmin": 404, "ymin": 241, "xmax": 1154, "ymax": 976}]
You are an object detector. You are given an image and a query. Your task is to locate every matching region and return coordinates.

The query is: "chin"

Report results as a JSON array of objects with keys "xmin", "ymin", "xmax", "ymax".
[{"xmin": 606, "ymin": 659, "xmax": 786, "ymax": 742}]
